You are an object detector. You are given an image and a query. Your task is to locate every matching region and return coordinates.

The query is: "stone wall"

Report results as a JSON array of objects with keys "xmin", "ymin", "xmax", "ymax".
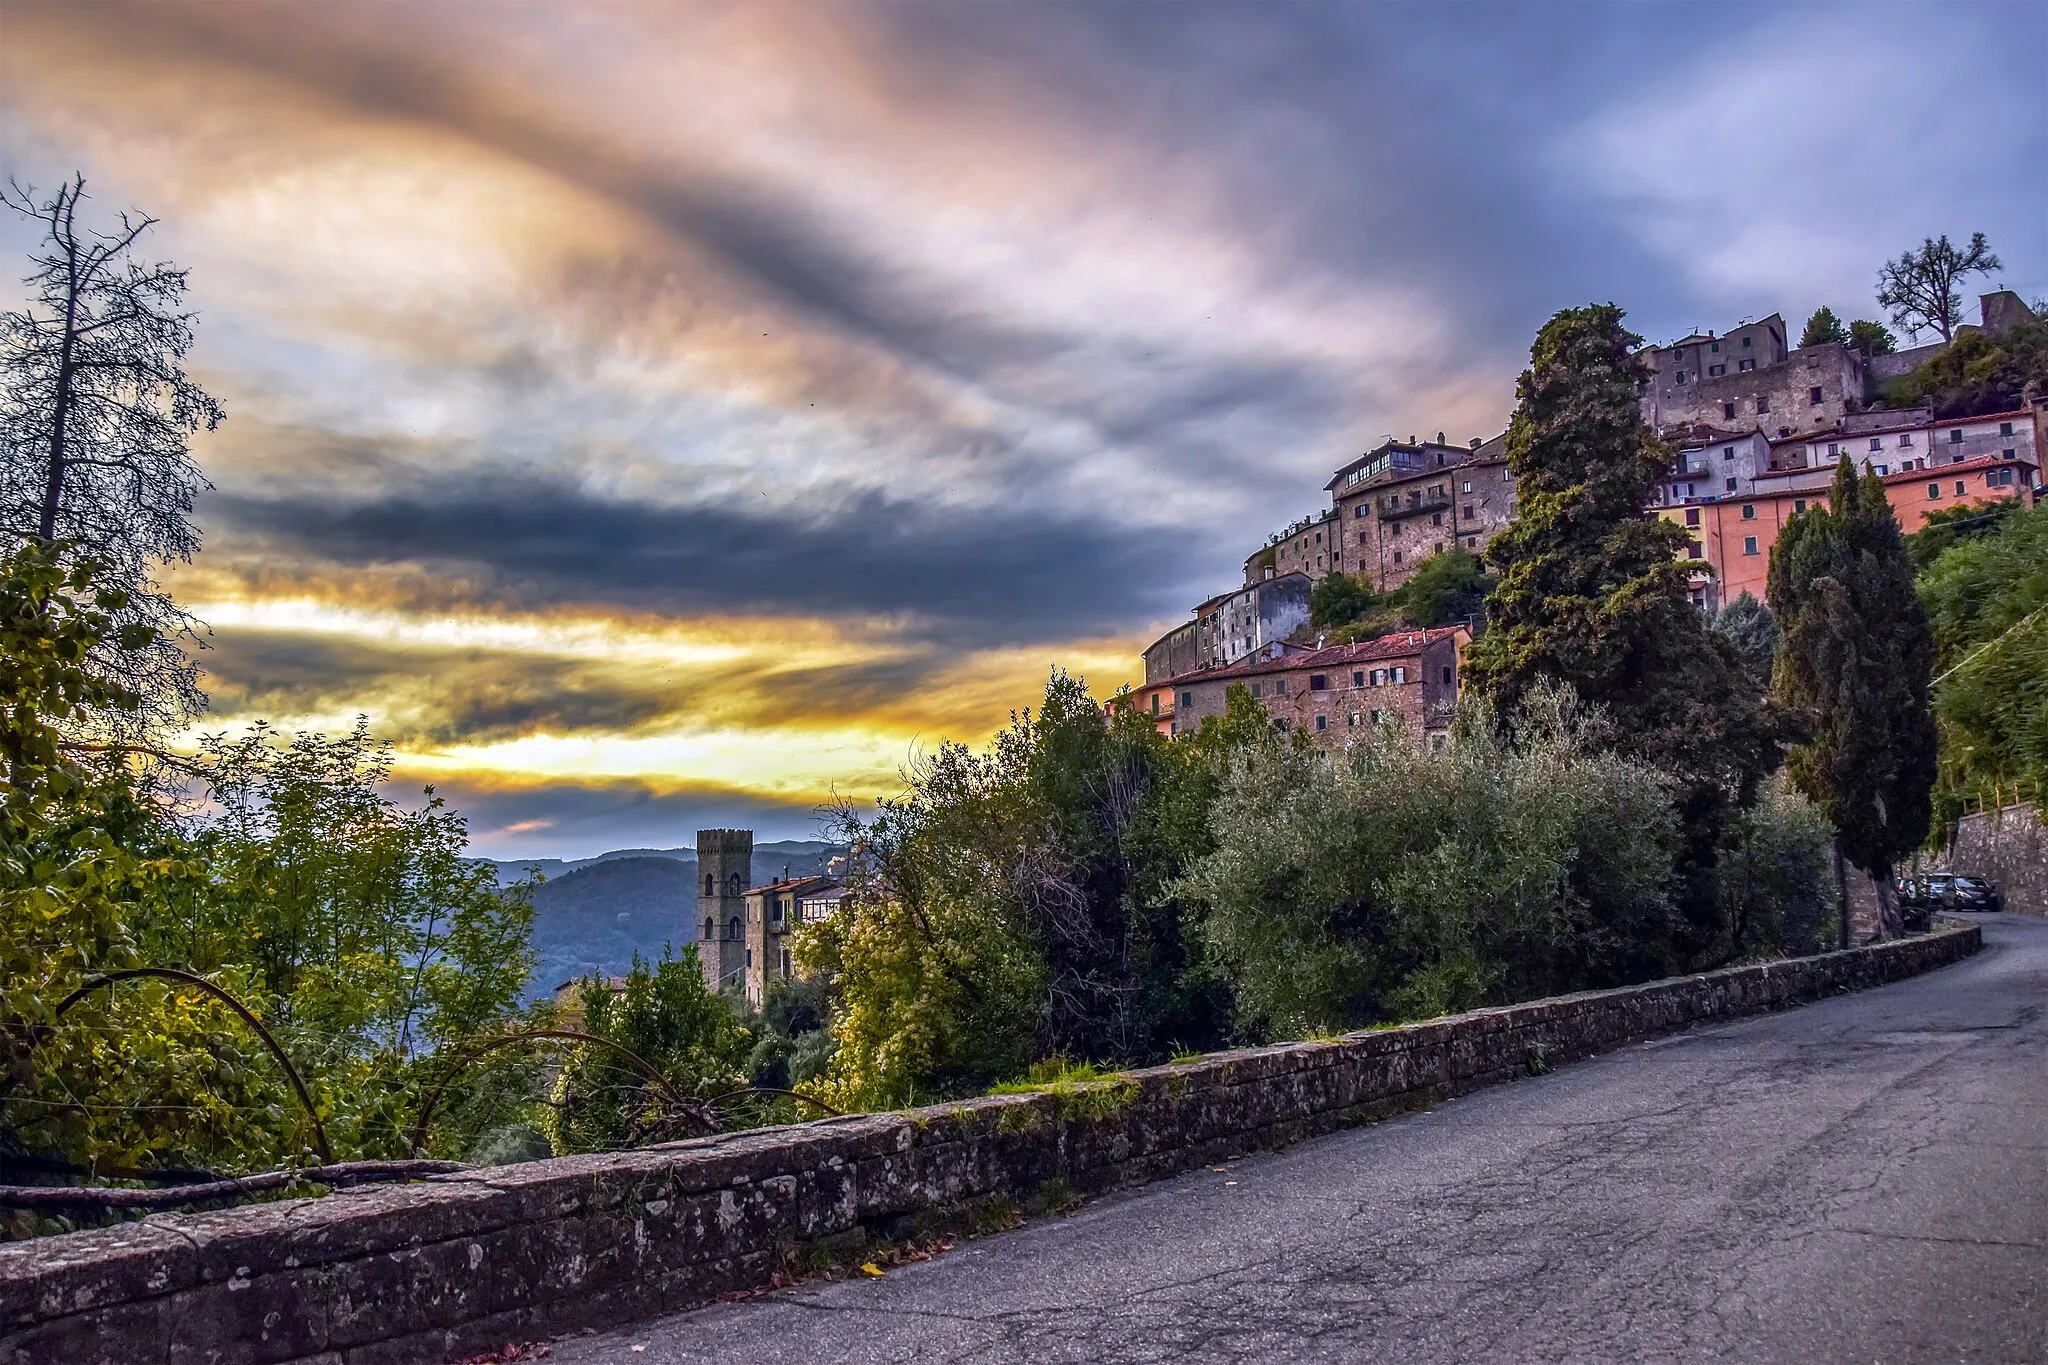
[
  {"xmin": 1944, "ymin": 803, "xmax": 2047, "ymax": 917},
  {"xmin": 0, "ymin": 925, "xmax": 1979, "ymax": 1365}
]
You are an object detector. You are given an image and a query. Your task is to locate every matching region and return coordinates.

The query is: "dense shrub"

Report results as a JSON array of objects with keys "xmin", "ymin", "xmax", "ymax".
[{"xmin": 1177, "ymin": 689, "xmax": 1679, "ymax": 1038}]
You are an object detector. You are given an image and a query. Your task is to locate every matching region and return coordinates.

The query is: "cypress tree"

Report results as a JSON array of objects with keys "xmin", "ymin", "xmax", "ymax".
[
  {"xmin": 1464, "ymin": 304, "xmax": 1785, "ymax": 971},
  {"xmin": 1766, "ymin": 456, "xmax": 1938, "ymax": 939}
]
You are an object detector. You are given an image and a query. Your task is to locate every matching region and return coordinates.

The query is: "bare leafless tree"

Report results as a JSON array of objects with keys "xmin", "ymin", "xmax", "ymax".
[
  {"xmin": 1, "ymin": 173, "xmax": 224, "ymax": 731},
  {"xmin": 1875, "ymin": 232, "xmax": 2002, "ymax": 344}
]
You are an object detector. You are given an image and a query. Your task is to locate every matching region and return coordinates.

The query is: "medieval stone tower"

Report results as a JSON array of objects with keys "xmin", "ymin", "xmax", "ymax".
[{"xmin": 695, "ymin": 829, "xmax": 752, "ymax": 995}]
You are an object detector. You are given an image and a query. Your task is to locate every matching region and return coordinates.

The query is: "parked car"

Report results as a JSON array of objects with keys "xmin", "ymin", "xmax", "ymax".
[{"xmin": 1897, "ymin": 873, "xmax": 2004, "ymax": 914}]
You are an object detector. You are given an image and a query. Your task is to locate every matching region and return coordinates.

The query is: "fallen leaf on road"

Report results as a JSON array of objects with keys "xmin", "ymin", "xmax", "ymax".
[
  {"xmin": 860, "ymin": 1263, "xmax": 885, "ymax": 1277},
  {"xmin": 1225, "ymin": 1181, "xmax": 1239, "ymax": 1187},
  {"xmin": 630, "ymin": 1347, "xmax": 646, "ymax": 1354}
]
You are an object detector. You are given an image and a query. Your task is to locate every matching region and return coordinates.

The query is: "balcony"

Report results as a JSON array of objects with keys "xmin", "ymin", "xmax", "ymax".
[{"xmin": 1378, "ymin": 492, "xmax": 1453, "ymax": 523}]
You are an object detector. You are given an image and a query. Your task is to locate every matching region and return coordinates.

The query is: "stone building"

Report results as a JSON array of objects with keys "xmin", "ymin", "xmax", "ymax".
[
  {"xmin": 1163, "ymin": 627, "xmax": 1468, "ymax": 747},
  {"xmin": 1142, "ymin": 573, "xmax": 1312, "ymax": 685},
  {"xmin": 1654, "ymin": 426, "xmax": 1777, "ymax": 505},
  {"xmin": 1641, "ymin": 314, "xmax": 1872, "ymax": 440},
  {"xmin": 1335, "ymin": 435, "xmax": 1513, "ymax": 591},
  {"xmin": 742, "ymin": 875, "xmax": 844, "ymax": 1006},
  {"xmin": 1244, "ymin": 509, "xmax": 1343, "ymax": 585},
  {"xmin": 694, "ymin": 828, "xmax": 752, "ymax": 995}
]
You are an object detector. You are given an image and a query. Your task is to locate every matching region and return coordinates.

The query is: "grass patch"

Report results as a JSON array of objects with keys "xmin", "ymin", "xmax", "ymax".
[{"xmin": 987, "ymin": 1056, "xmax": 1138, "ymax": 1122}]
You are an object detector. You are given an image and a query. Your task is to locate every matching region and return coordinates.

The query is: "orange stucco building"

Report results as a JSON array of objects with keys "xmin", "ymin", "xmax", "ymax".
[{"xmin": 1659, "ymin": 451, "xmax": 2037, "ymax": 610}]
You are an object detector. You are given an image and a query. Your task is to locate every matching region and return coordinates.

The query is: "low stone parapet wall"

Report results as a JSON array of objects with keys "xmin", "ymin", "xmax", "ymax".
[{"xmin": 1, "ymin": 923, "xmax": 1981, "ymax": 1365}]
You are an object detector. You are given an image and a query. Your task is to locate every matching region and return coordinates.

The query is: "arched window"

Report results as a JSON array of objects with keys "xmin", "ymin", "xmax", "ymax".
[
  {"xmin": 703, "ymin": 873, "xmax": 715, "ymax": 896},
  {"xmin": 727, "ymin": 917, "xmax": 742, "ymax": 940},
  {"xmin": 726, "ymin": 872, "xmax": 743, "ymax": 896},
  {"xmin": 702, "ymin": 917, "xmax": 714, "ymax": 940}
]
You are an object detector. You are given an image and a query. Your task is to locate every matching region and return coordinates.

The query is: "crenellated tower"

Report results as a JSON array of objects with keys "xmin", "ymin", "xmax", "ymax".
[{"xmin": 694, "ymin": 828, "xmax": 753, "ymax": 995}]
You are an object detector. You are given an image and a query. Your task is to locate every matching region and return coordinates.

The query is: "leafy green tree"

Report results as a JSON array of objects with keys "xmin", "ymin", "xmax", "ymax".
[
  {"xmin": 1713, "ymin": 780, "xmax": 1836, "ymax": 960},
  {"xmin": 1396, "ymin": 547, "xmax": 1494, "ymax": 627},
  {"xmin": 1883, "ymin": 321, "xmax": 2047, "ymax": 419},
  {"xmin": 1800, "ymin": 306, "xmax": 1848, "ymax": 348},
  {"xmin": 0, "ymin": 176, "xmax": 224, "ymax": 732},
  {"xmin": 1463, "ymin": 303, "xmax": 1786, "ymax": 965},
  {"xmin": 1917, "ymin": 500, "xmax": 2048, "ymax": 818},
  {"xmin": 805, "ymin": 671, "xmax": 1246, "ymax": 1109},
  {"xmin": 1877, "ymin": 232, "xmax": 2001, "ymax": 342},
  {"xmin": 545, "ymin": 950, "xmax": 751, "ymax": 1154},
  {"xmin": 1767, "ymin": 456, "xmax": 1939, "ymax": 938},
  {"xmin": 1847, "ymin": 319, "xmax": 1896, "ymax": 358},
  {"xmin": 1713, "ymin": 593, "xmax": 1779, "ymax": 690},
  {"xmin": 1179, "ymin": 688, "xmax": 1678, "ymax": 1036},
  {"xmin": 1309, "ymin": 571, "xmax": 1381, "ymax": 630},
  {"xmin": 1905, "ymin": 497, "xmax": 2019, "ymax": 574}
]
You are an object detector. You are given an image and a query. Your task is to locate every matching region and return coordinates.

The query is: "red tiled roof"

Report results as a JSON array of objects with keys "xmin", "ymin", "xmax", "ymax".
[
  {"xmin": 1878, "ymin": 453, "xmax": 2037, "ymax": 485},
  {"xmin": 1156, "ymin": 627, "xmax": 1465, "ymax": 688},
  {"xmin": 747, "ymin": 875, "xmax": 840, "ymax": 896}
]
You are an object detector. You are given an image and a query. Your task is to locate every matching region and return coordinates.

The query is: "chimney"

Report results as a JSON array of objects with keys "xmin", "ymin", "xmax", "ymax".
[
  {"xmin": 1436, "ymin": 431, "xmax": 1445, "ymax": 444},
  {"xmin": 1469, "ymin": 437, "xmax": 1482, "ymax": 449}
]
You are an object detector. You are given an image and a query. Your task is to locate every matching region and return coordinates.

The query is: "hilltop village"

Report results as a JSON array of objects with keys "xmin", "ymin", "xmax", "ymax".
[{"xmin": 1130, "ymin": 290, "xmax": 2045, "ymax": 744}]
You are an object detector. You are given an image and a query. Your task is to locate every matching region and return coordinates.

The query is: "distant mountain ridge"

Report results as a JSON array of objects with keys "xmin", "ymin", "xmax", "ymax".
[
  {"xmin": 482, "ymin": 840, "xmax": 841, "ymax": 888},
  {"xmin": 503, "ymin": 841, "xmax": 845, "ymax": 996}
]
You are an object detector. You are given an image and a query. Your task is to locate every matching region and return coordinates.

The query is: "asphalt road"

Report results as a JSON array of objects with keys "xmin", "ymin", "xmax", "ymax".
[{"xmin": 547, "ymin": 915, "xmax": 2047, "ymax": 1365}]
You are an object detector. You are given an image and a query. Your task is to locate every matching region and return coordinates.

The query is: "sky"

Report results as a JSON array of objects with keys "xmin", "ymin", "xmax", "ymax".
[{"xmin": 2, "ymin": 0, "xmax": 2043, "ymax": 858}]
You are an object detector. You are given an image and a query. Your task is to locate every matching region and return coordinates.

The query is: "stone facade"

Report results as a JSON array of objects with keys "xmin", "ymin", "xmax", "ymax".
[
  {"xmin": 0, "ymin": 926, "xmax": 1979, "ymax": 1365},
  {"xmin": 694, "ymin": 829, "xmax": 752, "ymax": 994},
  {"xmin": 1337, "ymin": 448, "xmax": 1514, "ymax": 592},
  {"xmin": 1143, "ymin": 574, "xmax": 1313, "ymax": 685},
  {"xmin": 1640, "ymin": 313, "xmax": 1789, "ymax": 430},
  {"xmin": 1942, "ymin": 803, "xmax": 2047, "ymax": 918},
  {"xmin": 1646, "ymin": 332, "xmax": 1865, "ymax": 441},
  {"xmin": 743, "ymin": 876, "xmax": 844, "ymax": 1005},
  {"xmin": 1165, "ymin": 627, "xmax": 1466, "ymax": 744}
]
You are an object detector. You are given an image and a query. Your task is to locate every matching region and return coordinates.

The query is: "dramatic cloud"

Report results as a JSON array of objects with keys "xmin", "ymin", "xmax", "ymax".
[{"xmin": 3, "ymin": 0, "xmax": 2039, "ymax": 855}]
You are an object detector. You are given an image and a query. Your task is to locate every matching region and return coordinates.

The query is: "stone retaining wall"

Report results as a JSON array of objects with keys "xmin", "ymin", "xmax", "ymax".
[
  {"xmin": 1944, "ymin": 802, "xmax": 2046, "ymax": 917},
  {"xmin": 1, "ymin": 923, "xmax": 1981, "ymax": 1365}
]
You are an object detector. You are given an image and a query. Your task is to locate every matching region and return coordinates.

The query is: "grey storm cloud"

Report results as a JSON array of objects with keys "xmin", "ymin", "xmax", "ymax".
[{"xmin": 202, "ymin": 474, "xmax": 1201, "ymax": 644}]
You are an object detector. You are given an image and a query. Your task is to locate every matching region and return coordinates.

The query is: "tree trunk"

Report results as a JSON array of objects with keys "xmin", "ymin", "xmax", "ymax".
[{"xmin": 1874, "ymin": 862, "xmax": 1903, "ymax": 940}]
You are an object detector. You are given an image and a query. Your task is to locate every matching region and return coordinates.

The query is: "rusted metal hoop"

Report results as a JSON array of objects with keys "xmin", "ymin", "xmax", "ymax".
[{"xmin": 49, "ymin": 967, "xmax": 334, "ymax": 1166}]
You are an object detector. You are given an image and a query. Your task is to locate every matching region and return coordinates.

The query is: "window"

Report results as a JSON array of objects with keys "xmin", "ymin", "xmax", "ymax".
[
  {"xmin": 1827, "ymin": 443, "xmax": 1840, "ymax": 456},
  {"xmin": 1370, "ymin": 709, "xmax": 1385, "ymax": 724},
  {"xmin": 1808, "ymin": 387, "xmax": 1823, "ymax": 405},
  {"xmin": 1274, "ymin": 679, "xmax": 1287, "ymax": 695},
  {"xmin": 1869, "ymin": 438, "xmax": 1882, "ymax": 451},
  {"xmin": 703, "ymin": 917, "xmax": 714, "ymax": 940},
  {"xmin": 1757, "ymin": 395, "xmax": 1770, "ymax": 412},
  {"xmin": 727, "ymin": 873, "xmax": 743, "ymax": 896},
  {"xmin": 1927, "ymin": 483, "xmax": 1941, "ymax": 500},
  {"xmin": 1675, "ymin": 371, "xmax": 1687, "ymax": 385},
  {"xmin": 744, "ymin": 949, "xmax": 753, "ymax": 968},
  {"xmin": 1687, "ymin": 543, "xmax": 1703, "ymax": 560},
  {"xmin": 1309, "ymin": 674, "xmax": 1328, "ymax": 691},
  {"xmin": 1393, "ymin": 550, "xmax": 1403, "ymax": 564},
  {"xmin": 1874, "ymin": 464, "xmax": 1889, "ymax": 475},
  {"xmin": 1392, "ymin": 667, "xmax": 1407, "ymax": 684},
  {"xmin": 1504, "ymin": 470, "xmax": 1512, "ymax": 482},
  {"xmin": 1949, "ymin": 429, "xmax": 1964, "ymax": 444},
  {"xmin": 1352, "ymin": 670, "xmax": 1364, "ymax": 687},
  {"xmin": 1989, "ymin": 468, "xmax": 2013, "ymax": 487},
  {"xmin": 1369, "ymin": 668, "xmax": 1385, "ymax": 686},
  {"xmin": 1708, "ymin": 364, "xmax": 1725, "ymax": 377},
  {"xmin": 1461, "ymin": 480, "xmax": 1473, "ymax": 493},
  {"xmin": 1179, "ymin": 690, "xmax": 1193, "ymax": 710},
  {"xmin": 1315, "ymin": 715, "xmax": 1327, "ymax": 731},
  {"xmin": 1795, "ymin": 498, "xmax": 1808, "ymax": 513},
  {"xmin": 1249, "ymin": 682, "xmax": 1261, "ymax": 698},
  {"xmin": 704, "ymin": 874, "xmax": 715, "ymax": 896},
  {"xmin": 1462, "ymin": 505, "xmax": 1475, "ymax": 520},
  {"xmin": 1348, "ymin": 713, "xmax": 1359, "ymax": 727},
  {"xmin": 1721, "ymin": 446, "xmax": 1735, "ymax": 461},
  {"xmin": 1739, "ymin": 358, "xmax": 1755, "ymax": 372},
  {"xmin": 1725, "ymin": 478, "xmax": 1738, "ymax": 492},
  {"xmin": 1273, "ymin": 718, "xmax": 1291, "ymax": 733},
  {"xmin": 1723, "ymin": 403, "xmax": 1737, "ymax": 421},
  {"xmin": 780, "ymin": 949, "xmax": 792, "ymax": 977},
  {"xmin": 2002, "ymin": 448, "xmax": 2017, "ymax": 461},
  {"xmin": 1710, "ymin": 340, "xmax": 1721, "ymax": 353},
  {"xmin": 1955, "ymin": 480, "xmax": 1966, "ymax": 497},
  {"xmin": 1355, "ymin": 504, "xmax": 1368, "ymax": 518},
  {"xmin": 2000, "ymin": 422, "xmax": 2015, "ymax": 436},
  {"xmin": 1684, "ymin": 508, "xmax": 1700, "ymax": 527},
  {"xmin": 1441, "ymin": 666, "xmax": 1453, "ymax": 685},
  {"xmin": 1432, "ymin": 734, "xmax": 1447, "ymax": 753},
  {"xmin": 1743, "ymin": 536, "xmax": 1758, "ymax": 556},
  {"xmin": 1900, "ymin": 433, "xmax": 1913, "ymax": 447},
  {"xmin": 1741, "ymin": 504, "xmax": 1756, "ymax": 520},
  {"xmin": 1150, "ymin": 693, "xmax": 1159, "ymax": 715}
]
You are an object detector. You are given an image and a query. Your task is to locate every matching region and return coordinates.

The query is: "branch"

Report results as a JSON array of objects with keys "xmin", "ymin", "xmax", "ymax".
[{"xmin": 0, "ymin": 1160, "xmax": 470, "ymax": 1213}]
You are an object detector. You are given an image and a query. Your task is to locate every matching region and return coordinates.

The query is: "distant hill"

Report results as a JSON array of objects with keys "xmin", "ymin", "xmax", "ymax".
[{"xmin": 509, "ymin": 841, "xmax": 846, "ymax": 995}]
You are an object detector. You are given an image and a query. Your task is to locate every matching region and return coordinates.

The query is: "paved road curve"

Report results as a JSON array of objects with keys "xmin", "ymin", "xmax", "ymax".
[{"xmin": 548, "ymin": 916, "xmax": 2047, "ymax": 1364}]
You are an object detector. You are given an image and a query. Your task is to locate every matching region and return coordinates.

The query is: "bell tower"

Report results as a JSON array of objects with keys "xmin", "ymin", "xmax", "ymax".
[{"xmin": 694, "ymin": 829, "xmax": 752, "ymax": 994}]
